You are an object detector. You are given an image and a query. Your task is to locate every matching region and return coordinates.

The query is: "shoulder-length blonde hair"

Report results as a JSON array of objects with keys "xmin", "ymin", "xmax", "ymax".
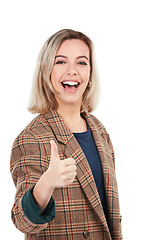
[{"xmin": 28, "ymin": 29, "xmax": 100, "ymax": 114}]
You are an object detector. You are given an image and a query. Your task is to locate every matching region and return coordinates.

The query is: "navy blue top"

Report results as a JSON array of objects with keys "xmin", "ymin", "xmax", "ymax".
[{"xmin": 74, "ymin": 126, "xmax": 107, "ymax": 219}]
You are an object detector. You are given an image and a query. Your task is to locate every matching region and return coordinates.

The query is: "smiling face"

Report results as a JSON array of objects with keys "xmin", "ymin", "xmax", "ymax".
[{"xmin": 51, "ymin": 39, "xmax": 91, "ymax": 110}]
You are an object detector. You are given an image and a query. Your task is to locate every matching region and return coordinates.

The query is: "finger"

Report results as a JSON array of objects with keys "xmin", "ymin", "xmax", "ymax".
[
  {"xmin": 67, "ymin": 171, "xmax": 77, "ymax": 181},
  {"xmin": 68, "ymin": 171, "xmax": 77, "ymax": 178},
  {"xmin": 63, "ymin": 175, "xmax": 76, "ymax": 186},
  {"xmin": 63, "ymin": 158, "xmax": 76, "ymax": 166},
  {"xmin": 50, "ymin": 140, "xmax": 60, "ymax": 161},
  {"xmin": 66, "ymin": 173, "xmax": 77, "ymax": 184},
  {"xmin": 66, "ymin": 165, "xmax": 77, "ymax": 173}
]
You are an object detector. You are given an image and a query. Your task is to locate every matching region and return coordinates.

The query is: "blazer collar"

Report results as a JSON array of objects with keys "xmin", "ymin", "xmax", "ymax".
[
  {"xmin": 43, "ymin": 110, "xmax": 98, "ymax": 143},
  {"xmin": 43, "ymin": 110, "xmax": 72, "ymax": 144}
]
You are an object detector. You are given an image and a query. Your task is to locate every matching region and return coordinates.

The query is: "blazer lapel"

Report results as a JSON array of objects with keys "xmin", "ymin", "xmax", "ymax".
[
  {"xmin": 85, "ymin": 112, "xmax": 121, "ymax": 237},
  {"xmin": 43, "ymin": 110, "xmax": 109, "ymax": 232}
]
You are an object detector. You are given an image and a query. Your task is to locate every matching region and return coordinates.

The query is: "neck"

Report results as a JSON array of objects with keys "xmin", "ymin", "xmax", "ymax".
[
  {"xmin": 57, "ymin": 103, "xmax": 87, "ymax": 133},
  {"xmin": 57, "ymin": 103, "xmax": 81, "ymax": 122}
]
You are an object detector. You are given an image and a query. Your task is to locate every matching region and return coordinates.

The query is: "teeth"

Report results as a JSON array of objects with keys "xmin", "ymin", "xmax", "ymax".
[{"xmin": 62, "ymin": 81, "xmax": 79, "ymax": 86}]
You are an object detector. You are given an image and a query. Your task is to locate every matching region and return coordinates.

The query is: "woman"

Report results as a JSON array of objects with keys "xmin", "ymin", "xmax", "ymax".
[{"xmin": 10, "ymin": 29, "xmax": 123, "ymax": 240}]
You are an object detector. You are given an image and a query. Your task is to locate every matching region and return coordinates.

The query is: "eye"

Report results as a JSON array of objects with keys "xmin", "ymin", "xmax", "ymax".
[
  {"xmin": 55, "ymin": 60, "xmax": 66, "ymax": 65},
  {"xmin": 78, "ymin": 61, "xmax": 87, "ymax": 65}
]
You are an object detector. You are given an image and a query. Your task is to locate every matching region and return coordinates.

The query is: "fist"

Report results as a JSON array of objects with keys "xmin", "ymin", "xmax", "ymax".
[{"xmin": 46, "ymin": 140, "xmax": 77, "ymax": 188}]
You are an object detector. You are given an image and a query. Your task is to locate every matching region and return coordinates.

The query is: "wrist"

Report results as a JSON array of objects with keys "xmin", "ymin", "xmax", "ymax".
[
  {"xmin": 42, "ymin": 169, "xmax": 55, "ymax": 191},
  {"xmin": 33, "ymin": 171, "xmax": 55, "ymax": 212}
]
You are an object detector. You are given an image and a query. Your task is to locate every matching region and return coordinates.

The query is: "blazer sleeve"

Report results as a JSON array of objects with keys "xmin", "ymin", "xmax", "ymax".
[
  {"xmin": 100, "ymin": 123, "xmax": 123, "ymax": 239},
  {"xmin": 10, "ymin": 130, "xmax": 52, "ymax": 234},
  {"xmin": 107, "ymin": 137, "xmax": 123, "ymax": 239},
  {"xmin": 98, "ymin": 121, "xmax": 116, "ymax": 169}
]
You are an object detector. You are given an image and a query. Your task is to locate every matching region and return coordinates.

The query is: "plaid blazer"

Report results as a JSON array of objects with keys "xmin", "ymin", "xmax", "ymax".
[{"xmin": 10, "ymin": 110, "xmax": 123, "ymax": 240}]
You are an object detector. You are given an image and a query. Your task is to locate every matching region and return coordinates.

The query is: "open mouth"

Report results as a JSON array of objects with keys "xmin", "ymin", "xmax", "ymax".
[{"xmin": 61, "ymin": 81, "xmax": 80, "ymax": 93}]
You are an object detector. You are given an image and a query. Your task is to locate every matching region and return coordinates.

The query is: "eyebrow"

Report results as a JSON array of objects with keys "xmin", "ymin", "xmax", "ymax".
[
  {"xmin": 55, "ymin": 55, "xmax": 89, "ymax": 61},
  {"xmin": 55, "ymin": 55, "xmax": 67, "ymax": 59},
  {"xmin": 77, "ymin": 56, "xmax": 89, "ymax": 61}
]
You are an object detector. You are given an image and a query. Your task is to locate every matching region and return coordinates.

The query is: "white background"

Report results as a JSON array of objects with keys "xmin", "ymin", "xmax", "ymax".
[{"xmin": 0, "ymin": 0, "xmax": 160, "ymax": 239}]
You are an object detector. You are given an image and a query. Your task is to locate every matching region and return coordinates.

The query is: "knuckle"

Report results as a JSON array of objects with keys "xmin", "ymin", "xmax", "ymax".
[
  {"xmin": 72, "ymin": 159, "xmax": 76, "ymax": 164},
  {"xmin": 69, "ymin": 158, "xmax": 76, "ymax": 163}
]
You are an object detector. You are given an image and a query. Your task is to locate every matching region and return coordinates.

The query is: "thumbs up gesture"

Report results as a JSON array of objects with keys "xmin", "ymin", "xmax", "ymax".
[
  {"xmin": 47, "ymin": 140, "xmax": 77, "ymax": 188},
  {"xmin": 33, "ymin": 140, "xmax": 77, "ymax": 211}
]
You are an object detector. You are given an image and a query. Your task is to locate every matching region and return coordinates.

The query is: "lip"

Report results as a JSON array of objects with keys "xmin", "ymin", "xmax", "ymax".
[
  {"xmin": 61, "ymin": 79, "xmax": 80, "ymax": 93},
  {"xmin": 61, "ymin": 79, "xmax": 80, "ymax": 84}
]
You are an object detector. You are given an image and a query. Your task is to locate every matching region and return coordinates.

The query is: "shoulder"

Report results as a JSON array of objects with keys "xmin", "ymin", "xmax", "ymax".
[
  {"xmin": 10, "ymin": 114, "xmax": 50, "ymax": 171},
  {"xmin": 11, "ymin": 114, "xmax": 52, "ymax": 160},
  {"xmin": 13, "ymin": 114, "xmax": 49, "ymax": 142},
  {"xmin": 84, "ymin": 112, "xmax": 110, "ymax": 141},
  {"xmin": 85, "ymin": 112, "xmax": 115, "ymax": 159}
]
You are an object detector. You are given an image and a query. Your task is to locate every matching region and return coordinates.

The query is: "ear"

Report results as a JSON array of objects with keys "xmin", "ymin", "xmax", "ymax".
[{"xmin": 88, "ymin": 80, "xmax": 92, "ymax": 87}]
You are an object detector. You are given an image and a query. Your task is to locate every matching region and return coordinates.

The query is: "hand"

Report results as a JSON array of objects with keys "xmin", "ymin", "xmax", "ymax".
[{"xmin": 46, "ymin": 140, "xmax": 77, "ymax": 189}]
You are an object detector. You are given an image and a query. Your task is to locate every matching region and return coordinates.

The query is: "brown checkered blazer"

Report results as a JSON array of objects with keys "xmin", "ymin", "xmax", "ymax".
[{"xmin": 10, "ymin": 110, "xmax": 123, "ymax": 240}]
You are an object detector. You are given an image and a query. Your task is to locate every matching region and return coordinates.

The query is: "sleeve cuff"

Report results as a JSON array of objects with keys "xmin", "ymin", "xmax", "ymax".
[{"xmin": 22, "ymin": 186, "xmax": 55, "ymax": 224}]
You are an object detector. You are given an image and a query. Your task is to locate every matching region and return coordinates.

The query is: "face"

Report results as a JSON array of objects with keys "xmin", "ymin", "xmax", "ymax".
[{"xmin": 51, "ymin": 39, "xmax": 91, "ymax": 109}]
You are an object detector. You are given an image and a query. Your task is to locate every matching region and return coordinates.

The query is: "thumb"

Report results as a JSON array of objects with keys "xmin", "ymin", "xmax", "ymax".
[{"xmin": 50, "ymin": 140, "xmax": 60, "ymax": 161}]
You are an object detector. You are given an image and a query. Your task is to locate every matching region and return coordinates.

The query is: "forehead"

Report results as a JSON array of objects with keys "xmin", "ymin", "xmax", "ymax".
[{"xmin": 56, "ymin": 39, "xmax": 90, "ymax": 58}]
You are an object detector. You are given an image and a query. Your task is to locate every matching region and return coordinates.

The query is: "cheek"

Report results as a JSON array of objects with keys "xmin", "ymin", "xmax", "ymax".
[
  {"xmin": 84, "ymin": 69, "xmax": 90, "ymax": 82},
  {"xmin": 51, "ymin": 66, "xmax": 67, "ymax": 81},
  {"xmin": 51, "ymin": 69, "xmax": 61, "ymax": 85},
  {"xmin": 80, "ymin": 67, "xmax": 90, "ymax": 80},
  {"xmin": 86, "ymin": 65, "xmax": 91, "ymax": 79}
]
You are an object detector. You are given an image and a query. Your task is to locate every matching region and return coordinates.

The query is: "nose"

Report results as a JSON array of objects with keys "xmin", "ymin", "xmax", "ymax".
[{"xmin": 67, "ymin": 63, "xmax": 78, "ymax": 75}]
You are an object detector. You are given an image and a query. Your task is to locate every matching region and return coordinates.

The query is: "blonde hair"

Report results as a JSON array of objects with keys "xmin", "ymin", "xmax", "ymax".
[{"xmin": 28, "ymin": 29, "xmax": 100, "ymax": 114}]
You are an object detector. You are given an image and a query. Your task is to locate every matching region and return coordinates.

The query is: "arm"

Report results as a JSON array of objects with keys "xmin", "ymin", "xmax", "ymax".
[
  {"xmin": 98, "ymin": 121, "xmax": 123, "ymax": 238},
  {"xmin": 10, "ymin": 133, "xmax": 76, "ymax": 234},
  {"xmin": 105, "ymin": 134, "xmax": 123, "ymax": 239},
  {"xmin": 33, "ymin": 140, "xmax": 76, "ymax": 212},
  {"xmin": 10, "ymin": 133, "xmax": 51, "ymax": 233}
]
